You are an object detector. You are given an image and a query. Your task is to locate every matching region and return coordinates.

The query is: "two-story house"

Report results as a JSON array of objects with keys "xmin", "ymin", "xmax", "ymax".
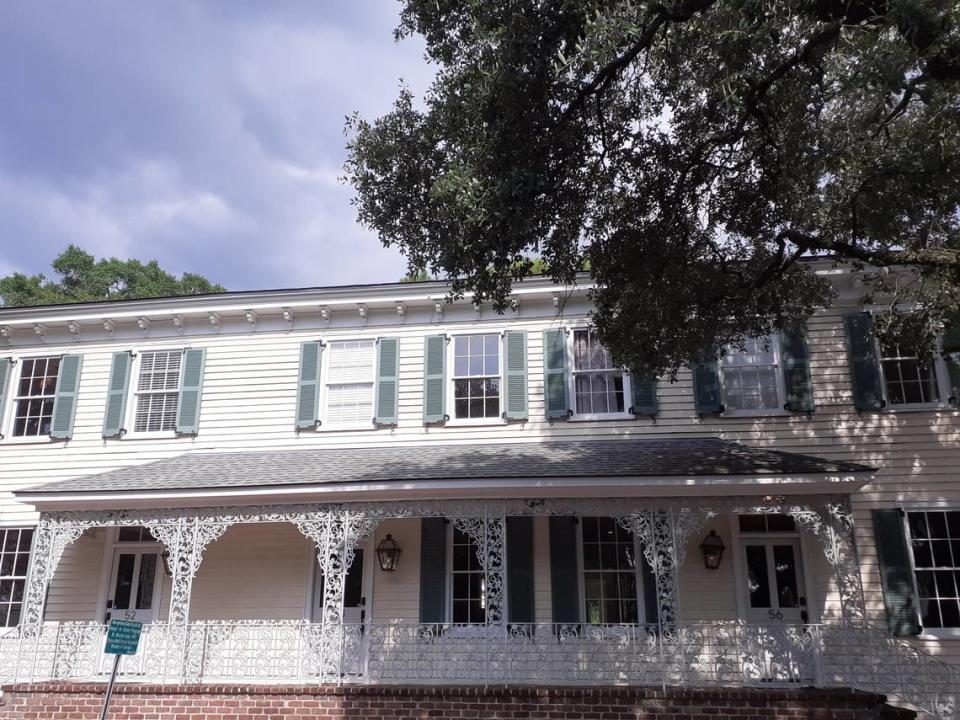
[{"xmin": 0, "ymin": 260, "xmax": 957, "ymax": 720}]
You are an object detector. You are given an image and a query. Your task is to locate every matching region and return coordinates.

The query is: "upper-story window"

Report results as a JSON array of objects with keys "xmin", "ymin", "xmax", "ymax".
[
  {"xmin": 878, "ymin": 344, "xmax": 942, "ymax": 407},
  {"xmin": 719, "ymin": 335, "xmax": 785, "ymax": 413},
  {"xmin": 451, "ymin": 334, "xmax": 501, "ymax": 420},
  {"xmin": 132, "ymin": 350, "xmax": 183, "ymax": 433},
  {"xmin": 571, "ymin": 329, "xmax": 630, "ymax": 418},
  {"xmin": 323, "ymin": 339, "xmax": 376, "ymax": 428},
  {"xmin": 11, "ymin": 357, "xmax": 61, "ymax": 437}
]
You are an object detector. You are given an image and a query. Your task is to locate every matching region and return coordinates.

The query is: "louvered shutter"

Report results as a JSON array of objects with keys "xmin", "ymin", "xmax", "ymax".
[
  {"xmin": 872, "ymin": 509, "xmax": 921, "ymax": 636},
  {"xmin": 630, "ymin": 376, "xmax": 658, "ymax": 417},
  {"xmin": 295, "ymin": 341, "xmax": 323, "ymax": 429},
  {"xmin": 692, "ymin": 359, "xmax": 723, "ymax": 416},
  {"xmin": 549, "ymin": 516, "xmax": 580, "ymax": 624},
  {"xmin": 542, "ymin": 329, "xmax": 569, "ymax": 419},
  {"xmin": 422, "ymin": 335, "xmax": 447, "ymax": 424},
  {"xmin": 781, "ymin": 321, "xmax": 815, "ymax": 413},
  {"xmin": 844, "ymin": 313, "xmax": 885, "ymax": 411},
  {"xmin": 507, "ymin": 517, "xmax": 535, "ymax": 624},
  {"xmin": 50, "ymin": 354, "xmax": 82, "ymax": 440},
  {"xmin": 175, "ymin": 348, "xmax": 206, "ymax": 435},
  {"xmin": 419, "ymin": 517, "xmax": 447, "ymax": 623},
  {"xmin": 375, "ymin": 337, "xmax": 400, "ymax": 426},
  {"xmin": 102, "ymin": 352, "xmax": 133, "ymax": 438},
  {"xmin": 0, "ymin": 358, "xmax": 11, "ymax": 435},
  {"xmin": 504, "ymin": 331, "xmax": 528, "ymax": 421}
]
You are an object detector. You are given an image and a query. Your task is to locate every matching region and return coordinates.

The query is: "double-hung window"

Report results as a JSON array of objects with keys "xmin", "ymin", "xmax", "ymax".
[
  {"xmin": 719, "ymin": 335, "xmax": 785, "ymax": 413},
  {"xmin": 131, "ymin": 350, "xmax": 183, "ymax": 433},
  {"xmin": 449, "ymin": 526, "xmax": 485, "ymax": 623},
  {"xmin": 323, "ymin": 339, "xmax": 376, "ymax": 428},
  {"xmin": 580, "ymin": 516, "xmax": 641, "ymax": 624},
  {"xmin": 878, "ymin": 344, "xmax": 943, "ymax": 407},
  {"xmin": 10, "ymin": 357, "xmax": 61, "ymax": 438},
  {"xmin": 571, "ymin": 329, "xmax": 630, "ymax": 417},
  {"xmin": 0, "ymin": 527, "xmax": 33, "ymax": 627},
  {"xmin": 451, "ymin": 334, "xmax": 501, "ymax": 420},
  {"xmin": 907, "ymin": 510, "xmax": 960, "ymax": 629}
]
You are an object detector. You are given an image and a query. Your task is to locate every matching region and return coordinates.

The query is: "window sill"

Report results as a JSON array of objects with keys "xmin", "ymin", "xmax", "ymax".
[
  {"xmin": 918, "ymin": 628, "xmax": 960, "ymax": 640},
  {"xmin": 568, "ymin": 413, "xmax": 634, "ymax": 422},
  {"xmin": 883, "ymin": 403, "xmax": 952, "ymax": 413},
  {"xmin": 0, "ymin": 435, "xmax": 55, "ymax": 446},
  {"xmin": 720, "ymin": 409, "xmax": 792, "ymax": 419},
  {"xmin": 121, "ymin": 431, "xmax": 181, "ymax": 441},
  {"xmin": 318, "ymin": 423, "xmax": 377, "ymax": 433},
  {"xmin": 445, "ymin": 418, "xmax": 507, "ymax": 427}
]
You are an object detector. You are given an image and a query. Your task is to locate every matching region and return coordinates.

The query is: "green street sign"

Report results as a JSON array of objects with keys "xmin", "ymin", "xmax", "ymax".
[{"xmin": 104, "ymin": 619, "xmax": 143, "ymax": 656}]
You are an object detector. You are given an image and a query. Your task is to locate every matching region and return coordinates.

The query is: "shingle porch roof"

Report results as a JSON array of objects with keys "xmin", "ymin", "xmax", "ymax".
[{"xmin": 19, "ymin": 438, "xmax": 873, "ymax": 496}]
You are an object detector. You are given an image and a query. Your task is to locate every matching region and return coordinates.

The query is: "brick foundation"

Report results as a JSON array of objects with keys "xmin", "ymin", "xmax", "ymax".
[{"xmin": 0, "ymin": 683, "xmax": 915, "ymax": 720}]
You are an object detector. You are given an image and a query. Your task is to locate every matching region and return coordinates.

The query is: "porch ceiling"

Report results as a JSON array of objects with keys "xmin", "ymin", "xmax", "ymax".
[{"xmin": 16, "ymin": 438, "xmax": 874, "ymax": 510}]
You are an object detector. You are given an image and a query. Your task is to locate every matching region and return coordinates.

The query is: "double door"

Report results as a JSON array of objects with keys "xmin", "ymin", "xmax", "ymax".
[
  {"xmin": 741, "ymin": 538, "xmax": 808, "ymax": 624},
  {"xmin": 105, "ymin": 548, "xmax": 163, "ymax": 624}
]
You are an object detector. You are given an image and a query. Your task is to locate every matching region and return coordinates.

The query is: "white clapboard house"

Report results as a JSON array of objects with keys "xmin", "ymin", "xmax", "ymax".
[{"xmin": 0, "ymin": 261, "xmax": 957, "ymax": 717}]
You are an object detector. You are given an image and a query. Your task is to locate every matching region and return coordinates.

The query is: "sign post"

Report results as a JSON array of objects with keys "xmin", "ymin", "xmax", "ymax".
[{"xmin": 99, "ymin": 619, "xmax": 143, "ymax": 720}]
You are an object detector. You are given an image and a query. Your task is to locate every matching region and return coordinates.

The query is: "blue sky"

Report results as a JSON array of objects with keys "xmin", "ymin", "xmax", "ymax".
[{"xmin": 0, "ymin": 2, "xmax": 433, "ymax": 290}]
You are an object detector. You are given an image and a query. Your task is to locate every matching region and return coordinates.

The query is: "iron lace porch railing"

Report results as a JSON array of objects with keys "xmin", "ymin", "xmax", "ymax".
[{"xmin": 0, "ymin": 621, "xmax": 957, "ymax": 719}]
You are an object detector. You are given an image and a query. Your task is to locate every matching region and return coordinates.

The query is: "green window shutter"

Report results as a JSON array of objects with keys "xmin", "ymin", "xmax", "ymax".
[
  {"xmin": 872, "ymin": 509, "xmax": 921, "ymax": 636},
  {"xmin": 295, "ymin": 341, "xmax": 323, "ymax": 430},
  {"xmin": 844, "ymin": 313, "xmax": 885, "ymax": 411},
  {"xmin": 629, "ymin": 376, "xmax": 658, "ymax": 417},
  {"xmin": 102, "ymin": 352, "xmax": 133, "ymax": 439},
  {"xmin": 692, "ymin": 359, "xmax": 723, "ymax": 416},
  {"xmin": 781, "ymin": 321, "xmax": 815, "ymax": 413},
  {"xmin": 175, "ymin": 348, "xmax": 206, "ymax": 435},
  {"xmin": 375, "ymin": 337, "xmax": 400, "ymax": 426},
  {"xmin": 549, "ymin": 516, "xmax": 580, "ymax": 624},
  {"xmin": 542, "ymin": 329, "xmax": 569, "ymax": 419},
  {"xmin": 0, "ymin": 357, "xmax": 11, "ymax": 435},
  {"xmin": 504, "ymin": 331, "xmax": 528, "ymax": 421},
  {"xmin": 507, "ymin": 517, "xmax": 535, "ymax": 624},
  {"xmin": 50, "ymin": 354, "xmax": 82, "ymax": 440},
  {"xmin": 423, "ymin": 335, "xmax": 447, "ymax": 425},
  {"xmin": 419, "ymin": 517, "xmax": 447, "ymax": 623}
]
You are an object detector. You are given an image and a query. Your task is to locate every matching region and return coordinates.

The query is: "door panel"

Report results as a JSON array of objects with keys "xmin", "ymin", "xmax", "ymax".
[{"xmin": 107, "ymin": 549, "xmax": 161, "ymax": 624}]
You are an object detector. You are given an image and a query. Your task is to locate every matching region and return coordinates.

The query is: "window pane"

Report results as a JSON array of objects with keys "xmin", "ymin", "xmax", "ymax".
[
  {"xmin": 12, "ymin": 356, "xmax": 61, "ymax": 437},
  {"xmin": 325, "ymin": 383, "xmax": 374, "ymax": 425},
  {"xmin": 909, "ymin": 511, "xmax": 960, "ymax": 628},
  {"xmin": 773, "ymin": 545, "xmax": 800, "ymax": 608},
  {"xmin": 745, "ymin": 545, "xmax": 771, "ymax": 608},
  {"xmin": 580, "ymin": 517, "xmax": 640, "ymax": 624},
  {"xmin": 113, "ymin": 554, "xmax": 136, "ymax": 610},
  {"xmin": 136, "ymin": 554, "xmax": 157, "ymax": 610},
  {"xmin": 880, "ymin": 345, "xmax": 940, "ymax": 406}
]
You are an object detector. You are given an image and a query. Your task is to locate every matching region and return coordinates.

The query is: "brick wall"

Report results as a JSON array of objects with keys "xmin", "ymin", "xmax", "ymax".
[{"xmin": 0, "ymin": 683, "xmax": 915, "ymax": 720}]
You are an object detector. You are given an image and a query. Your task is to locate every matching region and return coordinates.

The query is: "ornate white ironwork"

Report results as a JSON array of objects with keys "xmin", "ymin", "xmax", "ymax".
[{"xmin": 2, "ymin": 620, "xmax": 957, "ymax": 719}]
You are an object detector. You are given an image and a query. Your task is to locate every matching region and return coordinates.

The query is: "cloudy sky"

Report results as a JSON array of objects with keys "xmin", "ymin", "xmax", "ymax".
[{"xmin": 0, "ymin": 1, "xmax": 433, "ymax": 290}]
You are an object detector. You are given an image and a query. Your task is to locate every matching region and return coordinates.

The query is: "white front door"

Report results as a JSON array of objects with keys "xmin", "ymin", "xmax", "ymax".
[
  {"xmin": 741, "ymin": 538, "xmax": 807, "ymax": 624},
  {"xmin": 106, "ymin": 549, "xmax": 162, "ymax": 624}
]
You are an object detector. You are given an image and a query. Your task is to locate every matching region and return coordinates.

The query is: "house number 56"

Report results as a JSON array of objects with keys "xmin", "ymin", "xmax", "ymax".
[{"xmin": 768, "ymin": 610, "xmax": 784, "ymax": 620}]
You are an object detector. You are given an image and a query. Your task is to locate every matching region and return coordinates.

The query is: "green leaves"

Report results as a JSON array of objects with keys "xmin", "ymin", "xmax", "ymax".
[
  {"xmin": 0, "ymin": 245, "xmax": 225, "ymax": 308},
  {"xmin": 346, "ymin": 0, "xmax": 960, "ymax": 377}
]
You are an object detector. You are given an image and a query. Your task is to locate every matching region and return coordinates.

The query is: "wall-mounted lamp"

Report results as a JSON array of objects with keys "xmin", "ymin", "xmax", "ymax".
[
  {"xmin": 700, "ymin": 530, "xmax": 726, "ymax": 570},
  {"xmin": 375, "ymin": 534, "xmax": 402, "ymax": 573}
]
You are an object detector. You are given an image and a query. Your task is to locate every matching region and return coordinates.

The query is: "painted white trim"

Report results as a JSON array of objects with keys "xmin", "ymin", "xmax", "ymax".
[
  {"xmin": 566, "ymin": 327, "xmax": 633, "ymax": 421},
  {"xmin": 446, "ymin": 329, "xmax": 508, "ymax": 425},
  {"xmin": 16, "ymin": 473, "xmax": 873, "ymax": 511},
  {"xmin": 124, "ymin": 347, "xmax": 188, "ymax": 438},
  {"xmin": 718, "ymin": 334, "xmax": 789, "ymax": 417},
  {"xmin": 873, "ymin": 331, "xmax": 953, "ymax": 412},
  {"xmin": 318, "ymin": 336, "xmax": 378, "ymax": 432},
  {"xmin": 1, "ymin": 353, "xmax": 64, "ymax": 442}
]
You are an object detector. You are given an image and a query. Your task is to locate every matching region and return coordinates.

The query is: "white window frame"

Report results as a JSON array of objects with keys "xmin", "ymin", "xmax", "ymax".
[
  {"xmin": 0, "ymin": 526, "xmax": 34, "ymax": 628},
  {"xmin": 445, "ymin": 523, "xmax": 487, "ymax": 624},
  {"xmin": 718, "ymin": 334, "xmax": 789, "ymax": 417},
  {"xmin": 576, "ymin": 515, "xmax": 647, "ymax": 625},
  {"xmin": 446, "ymin": 330, "xmax": 506, "ymax": 426},
  {"xmin": 567, "ymin": 328, "xmax": 633, "ymax": 421},
  {"xmin": 318, "ymin": 337, "xmax": 378, "ymax": 432},
  {"xmin": 124, "ymin": 347, "xmax": 186, "ymax": 439},
  {"xmin": 1, "ymin": 352, "xmax": 64, "ymax": 444},
  {"xmin": 874, "ymin": 339, "xmax": 952, "ymax": 412},
  {"xmin": 902, "ymin": 507, "xmax": 960, "ymax": 639}
]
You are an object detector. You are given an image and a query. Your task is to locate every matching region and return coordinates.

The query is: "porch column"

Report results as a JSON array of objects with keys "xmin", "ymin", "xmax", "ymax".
[
  {"xmin": 21, "ymin": 515, "xmax": 95, "ymax": 633},
  {"xmin": 145, "ymin": 516, "xmax": 232, "ymax": 683},
  {"xmin": 293, "ymin": 509, "xmax": 377, "ymax": 681},
  {"xmin": 794, "ymin": 501, "xmax": 867, "ymax": 625},
  {"xmin": 452, "ymin": 505, "xmax": 507, "ymax": 627}
]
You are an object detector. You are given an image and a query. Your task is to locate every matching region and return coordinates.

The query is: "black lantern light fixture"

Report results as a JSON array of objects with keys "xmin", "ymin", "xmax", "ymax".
[
  {"xmin": 699, "ymin": 530, "xmax": 726, "ymax": 570},
  {"xmin": 375, "ymin": 534, "xmax": 402, "ymax": 572}
]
